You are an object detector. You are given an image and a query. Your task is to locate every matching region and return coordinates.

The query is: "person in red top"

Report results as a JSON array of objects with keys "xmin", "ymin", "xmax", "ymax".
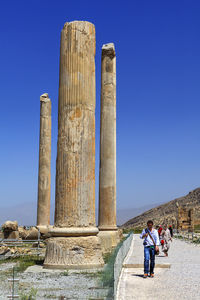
[{"xmin": 158, "ymin": 225, "xmax": 163, "ymax": 237}]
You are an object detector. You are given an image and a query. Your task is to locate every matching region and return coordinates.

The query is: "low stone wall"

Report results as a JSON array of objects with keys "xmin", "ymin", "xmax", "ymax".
[{"xmin": 114, "ymin": 232, "xmax": 133, "ymax": 299}]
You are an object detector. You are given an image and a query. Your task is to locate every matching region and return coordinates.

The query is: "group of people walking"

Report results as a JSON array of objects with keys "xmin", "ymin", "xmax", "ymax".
[{"xmin": 140, "ymin": 220, "xmax": 173, "ymax": 278}]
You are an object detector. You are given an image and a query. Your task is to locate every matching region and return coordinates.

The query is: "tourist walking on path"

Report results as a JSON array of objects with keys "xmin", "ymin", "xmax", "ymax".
[
  {"xmin": 169, "ymin": 225, "xmax": 173, "ymax": 237},
  {"xmin": 140, "ymin": 220, "xmax": 160, "ymax": 278},
  {"xmin": 161, "ymin": 225, "xmax": 172, "ymax": 256}
]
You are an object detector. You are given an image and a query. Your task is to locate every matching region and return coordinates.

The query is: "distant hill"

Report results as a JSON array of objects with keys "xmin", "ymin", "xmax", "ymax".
[
  {"xmin": 0, "ymin": 200, "xmax": 162, "ymax": 227},
  {"xmin": 3, "ymin": 189, "xmax": 200, "ymax": 229},
  {"xmin": 122, "ymin": 188, "xmax": 200, "ymax": 228},
  {"xmin": 0, "ymin": 202, "xmax": 54, "ymax": 227},
  {"xmin": 116, "ymin": 203, "xmax": 163, "ymax": 225},
  {"xmin": 0, "ymin": 200, "xmax": 161, "ymax": 227}
]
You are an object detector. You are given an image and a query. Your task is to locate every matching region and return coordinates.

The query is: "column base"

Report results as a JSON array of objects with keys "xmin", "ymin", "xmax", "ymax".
[
  {"xmin": 98, "ymin": 229, "xmax": 120, "ymax": 254},
  {"xmin": 43, "ymin": 236, "xmax": 104, "ymax": 269}
]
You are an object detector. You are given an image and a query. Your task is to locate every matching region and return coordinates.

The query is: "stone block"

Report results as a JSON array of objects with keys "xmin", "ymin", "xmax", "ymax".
[
  {"xmin": 98, "ymin": 230, "xmax": 120, "ymax": 254},
  {"xmin": 2, "ymin": 220, "xmax": 18, "ymax": 231}
]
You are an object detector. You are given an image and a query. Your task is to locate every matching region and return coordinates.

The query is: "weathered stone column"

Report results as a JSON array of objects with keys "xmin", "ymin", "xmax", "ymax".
[
  {"xmin": 44, "ymin": 21, "xmax": 103, "ymax": 269},
  {"xmin": 37, "ymin": 93, "xmax": 51, "ymax": 227},
  {"xmin": 98, "ymin": 43, "xmax": 119, "ymax": 252}
]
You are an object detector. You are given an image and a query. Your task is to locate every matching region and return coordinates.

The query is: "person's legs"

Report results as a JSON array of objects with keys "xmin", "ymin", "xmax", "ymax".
[
  {"xmin": 149, "ymin": 247, "xmax": 155, "ymax": 275},
  {"xmin": 165, "ymin": 242, "xmax": 170, "ymax": 256},
  {"xmin": 163, "ymin": 242, "xmax": 169, "ymax": 256},
  {"xmin": 144, "ymin": 247, "xmax": 150, "ymax": 275}
]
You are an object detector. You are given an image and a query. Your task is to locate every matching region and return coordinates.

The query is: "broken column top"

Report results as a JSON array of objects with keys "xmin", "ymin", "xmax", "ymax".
[
  {"xmin": 40, "ymin": 93, "xmax": 50, "ymax": 102},
  {"xmin": 63, "ymin": 20, "xmax": 95, "ymax": 36},
  {"xmin": 62, "ymin": 21, "xmax": 96, "ymax": 56},
  {"xmin": 102, "ymin": 43, "xmax": 115, "ymax": 57}
]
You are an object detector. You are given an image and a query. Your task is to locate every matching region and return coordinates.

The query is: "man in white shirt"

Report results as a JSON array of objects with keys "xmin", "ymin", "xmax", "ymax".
[{"xmin": 140, "ymin": 220, "xmax": 160, "ymax": 278}]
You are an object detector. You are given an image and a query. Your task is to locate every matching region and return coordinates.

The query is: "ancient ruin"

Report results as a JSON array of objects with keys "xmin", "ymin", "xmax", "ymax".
[
  {"xmin": 1, "ymin": 221, "xmax": 40, "ymax": 240},
  {"xmin": 4, "ymin": 21, "xmax": 120, "ymax": 269},
  {"xmin": 44, "ymin": 21, "xmax": 104, "ymax": 269},
  {"xmin": 98, "ymin": 43, "xmax": 119, "ymax": 252},
  {"xmin": 2, "ymin": 221, "xmax": 19, "ymax": 239},
  {"xmin": 177, "ymin": 206, "xmax": 194, "ymax": 232},
  {"xmin": 37, "ymin": 93, "xmax": 51, "ymax": 227}
]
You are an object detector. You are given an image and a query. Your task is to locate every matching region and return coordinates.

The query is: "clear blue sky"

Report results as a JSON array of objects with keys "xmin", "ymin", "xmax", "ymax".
[{"xmin": 0, "ymin": 0, "xmax": 200, "ymax": 223}]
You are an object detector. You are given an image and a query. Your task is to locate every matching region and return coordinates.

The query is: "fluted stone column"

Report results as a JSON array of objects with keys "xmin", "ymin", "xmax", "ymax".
[
  {"xmin": 37, "ymin": 93, "xmax": 51, "ymax": 227},
  {"xmin": 98, "ymin": 43, "xmax": 119, "ymax": 252},
  {"xmin": 44, "ymin": 21, "xmax": 103, "ymax": 269}
]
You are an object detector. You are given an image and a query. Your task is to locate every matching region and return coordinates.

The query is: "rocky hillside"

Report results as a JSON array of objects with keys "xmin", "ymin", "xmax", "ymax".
[{"xmin": 122, "ymin": 188, "xmax": 200, "ymax": 228}]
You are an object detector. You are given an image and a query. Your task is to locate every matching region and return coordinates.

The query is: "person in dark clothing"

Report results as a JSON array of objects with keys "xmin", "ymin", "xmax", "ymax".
[{"xmin": 168, "ymin": 225, "xmax": 173, "ymax": 237}]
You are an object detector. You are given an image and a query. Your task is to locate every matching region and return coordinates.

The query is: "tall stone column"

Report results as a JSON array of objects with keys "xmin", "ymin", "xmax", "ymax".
[
  {"xmin": 98, "ymin": 43, "xmax": 119, "ymax": 252},
  {"xmin": 44, "ymin": 21, "xmax": 103, "ymax": 269},
  {"xmin": 37, "ymin": 93, "xmax": 51, "ymax": 227}
]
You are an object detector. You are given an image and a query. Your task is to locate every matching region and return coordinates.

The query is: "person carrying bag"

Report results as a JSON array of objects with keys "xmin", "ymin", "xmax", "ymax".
[
  {"xmin": 147, "ymin": 229, "xmax": 159, "ymax": 255},
  {"xmin": 140, "ymin": 220, "xmax": 160, "ymax": 278}
]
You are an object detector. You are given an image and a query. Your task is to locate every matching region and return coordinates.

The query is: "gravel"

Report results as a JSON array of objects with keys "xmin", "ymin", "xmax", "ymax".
[
  {"xmin": 0, "ymin": 264, "xmax": 109, "ymax": 299},
  {"xmin": 152, "ymin": 238, "xmax": 200, "ymax": 300}
]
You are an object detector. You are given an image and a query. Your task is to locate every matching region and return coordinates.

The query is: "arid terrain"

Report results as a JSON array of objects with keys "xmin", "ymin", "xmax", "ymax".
[{"xmin": 122, "ymin": 188, "xmax": 200, "ymax": 229}]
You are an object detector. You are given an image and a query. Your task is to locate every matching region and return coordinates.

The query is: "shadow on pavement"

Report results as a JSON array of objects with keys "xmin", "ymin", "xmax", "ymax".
[{"xmin": 131, "ymin": 274, "xmax": 144, "ymax": 278}]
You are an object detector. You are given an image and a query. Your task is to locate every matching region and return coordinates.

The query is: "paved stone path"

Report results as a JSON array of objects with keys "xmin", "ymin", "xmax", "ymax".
[{"xmin": 117, "ymin": 234, "xmax": 200, "ymax": 300}]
